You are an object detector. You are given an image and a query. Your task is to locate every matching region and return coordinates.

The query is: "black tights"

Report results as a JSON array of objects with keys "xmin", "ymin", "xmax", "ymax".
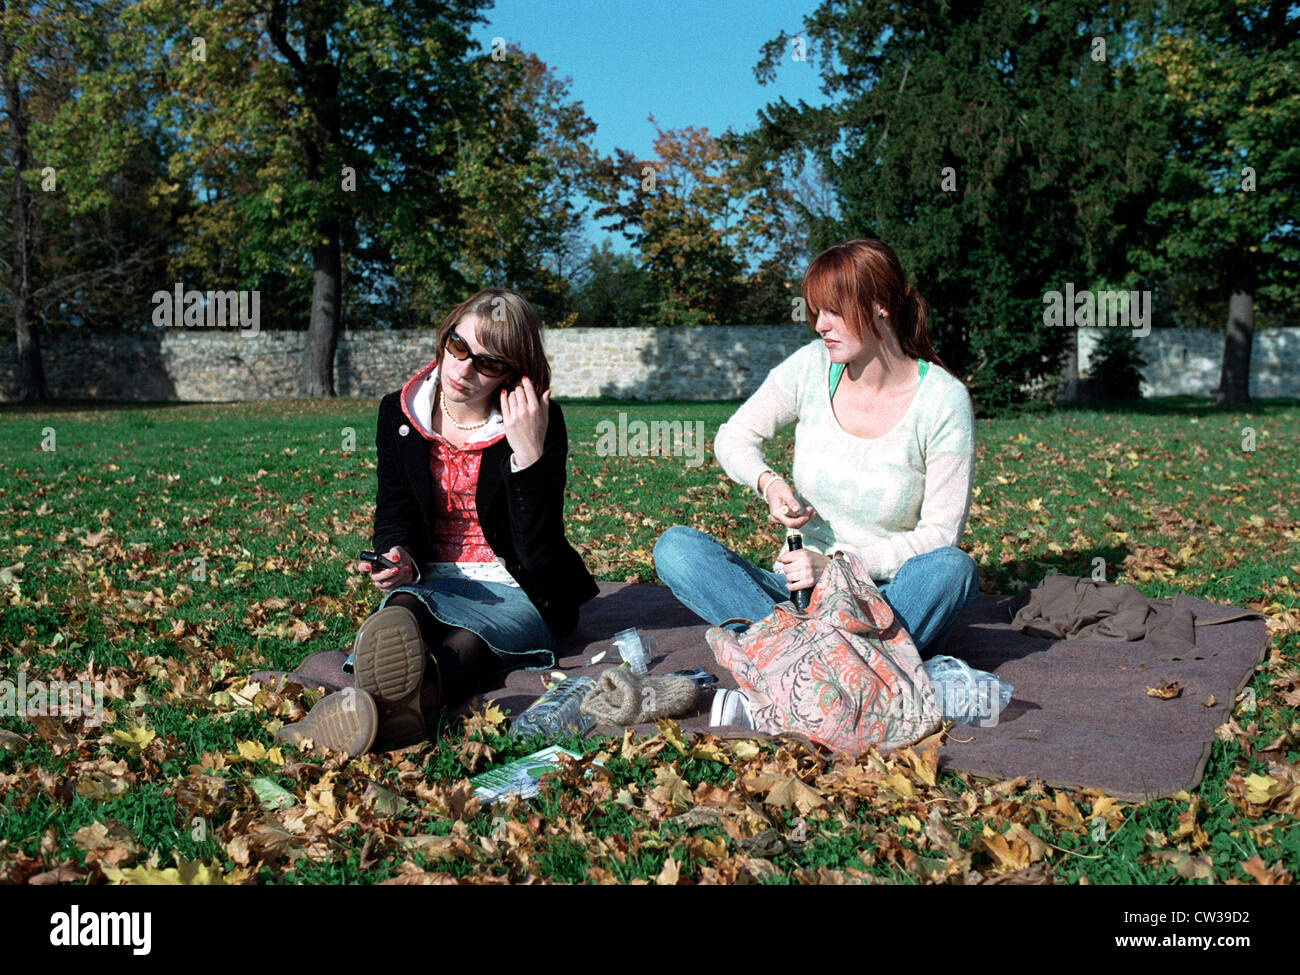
[{"xmin": 386, "ymin": 592, "xmax": 498, "ymax": 706}]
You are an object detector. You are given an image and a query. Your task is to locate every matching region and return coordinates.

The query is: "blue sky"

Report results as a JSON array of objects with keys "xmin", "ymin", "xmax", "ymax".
[{"xmin": 469, "ymin": 0, "xmax": 830, "ymax": 247}]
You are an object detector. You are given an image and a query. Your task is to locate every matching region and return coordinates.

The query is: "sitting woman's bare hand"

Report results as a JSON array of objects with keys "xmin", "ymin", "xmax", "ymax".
[
  {"xmin": 775, "ymin": 546, "xmax": 828, "ymax": 592},
  {"xmin": 359, "ymin": 546, "xmax": 416, "ymax": 592},
  {"xmin": 501, "ymin": 377, "xmax": 550, "ymax": 470},
  {"xmin": 766, "ymin": 479, "xmax": 816, "ymax": 529}
]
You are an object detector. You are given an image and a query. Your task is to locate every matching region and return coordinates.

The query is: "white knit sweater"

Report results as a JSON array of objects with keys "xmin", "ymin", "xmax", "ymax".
[{"xmin": 714, "ymin": 340, "xmax": 976, "ymax": 582}]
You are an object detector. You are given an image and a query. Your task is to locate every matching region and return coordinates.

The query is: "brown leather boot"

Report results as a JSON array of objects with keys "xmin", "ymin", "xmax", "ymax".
[
  {"xmin": 275, "ymin": 688, "xmax": 378, "ymax": 757},
  {"xmin": 351, "ymin": 605, "xmax": 429, "ymax": 750}
]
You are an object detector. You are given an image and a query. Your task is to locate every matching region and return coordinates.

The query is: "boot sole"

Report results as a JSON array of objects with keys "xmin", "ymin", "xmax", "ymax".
[
  {"xmin": 275, "ymin": 688, "xmax": 378, "ymax": 757},
  {"xmin": 352, "ymin": 605, "xmax": 427, "ymax": 746}
]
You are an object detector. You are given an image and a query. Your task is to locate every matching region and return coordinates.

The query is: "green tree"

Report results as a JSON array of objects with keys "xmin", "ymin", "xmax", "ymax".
[
  {"xmin": 445, "ymin": 45, "xmax": 604, "ymax": 326},
  {"xmin": 0, "ymin": 0, "xmax": 45, "ymax": 399},
  {"xmin": 569, "ymin": 239, "xmax": 653, "ymax": 326},
  {"xmin": 128, "ymin": 0, "xmax": 488, "ymax": 395},
  {"xmin": 1132, "ymin": 0, "xmax": 1300, "ymax": 405},
  {"xmin": 748, "ymin": 1, "xmax": 1171, "ymax": 413},
  {"xmin": 1089, "ymin": 327, "xmax": 1148, "ymax": 400},
  {"xmin": 1, "ymin": 0, "xmax": 175, "ymax": 399}
]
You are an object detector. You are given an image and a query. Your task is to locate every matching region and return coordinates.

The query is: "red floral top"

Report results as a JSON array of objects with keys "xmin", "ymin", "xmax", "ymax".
[
  {"xmin": 428, "ymin": 431, "xmax": 505, "ymax": 563},
  {"xmin": 397, "ymin": 360, "xmax": 513, "ymax": 574}
]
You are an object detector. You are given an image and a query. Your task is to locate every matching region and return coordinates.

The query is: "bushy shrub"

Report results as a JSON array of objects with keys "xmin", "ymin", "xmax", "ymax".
[{"xmin": 1089, "ymin": 329, "xmax": 1148, "ymax": 400}]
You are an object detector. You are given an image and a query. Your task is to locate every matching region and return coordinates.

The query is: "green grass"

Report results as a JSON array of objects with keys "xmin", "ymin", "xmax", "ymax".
[{"xmin": 0, "ymin": 394, "xmax": 1297, "ymax": 884}]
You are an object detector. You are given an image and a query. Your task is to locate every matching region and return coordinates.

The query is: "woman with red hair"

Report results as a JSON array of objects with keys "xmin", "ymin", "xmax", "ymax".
[{"xmin": 655, "ymin": 239, "xmax": 978, "ymax": 721}]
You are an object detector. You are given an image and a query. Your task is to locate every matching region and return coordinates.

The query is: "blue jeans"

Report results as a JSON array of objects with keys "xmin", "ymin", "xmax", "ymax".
[{"xmin": 652, "ymin": 525, "xmax": 979, "ymax": 656}]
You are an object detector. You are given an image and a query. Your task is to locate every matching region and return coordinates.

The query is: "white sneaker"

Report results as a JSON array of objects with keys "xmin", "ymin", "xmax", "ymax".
[{"xmin": 710, "ymin": 688, "xmax": 754, "ymax": 729}]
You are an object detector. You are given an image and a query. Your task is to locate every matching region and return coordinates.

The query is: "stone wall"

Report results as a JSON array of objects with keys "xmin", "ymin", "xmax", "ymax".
[
  {"xmin": 2, "ymin": 325, "xmax": 1297, "ymax": 401},
  {"xmin": 543, "ymin": 326, "xmax": 812, "ymax": 399},
  {"xmin": 0, "ymin": 325, "xmax": 814, "ymax": 402},
  {"xmin": 1077, "ymin": 328, "xmax": 1300, "ymax": 399}
]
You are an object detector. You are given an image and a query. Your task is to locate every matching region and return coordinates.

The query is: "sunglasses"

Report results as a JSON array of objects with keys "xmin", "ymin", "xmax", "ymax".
[{"xmin": 443, "ymin": 329, "xmax": 513, "ymax": 379}]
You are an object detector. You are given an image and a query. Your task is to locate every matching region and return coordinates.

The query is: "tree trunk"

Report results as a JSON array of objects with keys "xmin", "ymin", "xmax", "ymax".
[
  {"xmin": 1055, "ymin": 329, "xmax": 1082, "ymax": 404},
  {"xmin": 301, "ymin": 217, "xmax": 340, "ymax": 397},
  {"xmin": 275, "ymin": 4, "xmax": 342, "ymax": 398},
  {"xmin": 1216, "ymin": 261, "xmax": 1255, "ymax": 406},
  {"xmin": 1, "ymin": 9, "xmax": 49, "ymax": 400}
]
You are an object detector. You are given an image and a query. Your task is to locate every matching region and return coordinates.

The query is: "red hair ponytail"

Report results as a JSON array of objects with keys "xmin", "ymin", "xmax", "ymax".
[{"xmin": 803, "ymin": 239, "xmax": 947, "ymax": 371}]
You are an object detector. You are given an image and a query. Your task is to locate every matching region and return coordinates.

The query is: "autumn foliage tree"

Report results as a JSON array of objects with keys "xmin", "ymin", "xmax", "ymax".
[
  {"xmin": 82, "ymin": 2, "xmax": 604, "ymax": 394},
  {"xmin": 594, "ymin": 121, "xmax": 800, "ymax": 326},
  {"xmin": 122, "ymin": 0, "xmax": 493, "ymax": 396}
]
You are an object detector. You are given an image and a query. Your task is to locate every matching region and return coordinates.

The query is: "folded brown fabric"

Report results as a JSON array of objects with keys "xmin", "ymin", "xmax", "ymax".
[{"xmin": 1010, "ymin": 575, "xmax": 1203, "ymax": 660}]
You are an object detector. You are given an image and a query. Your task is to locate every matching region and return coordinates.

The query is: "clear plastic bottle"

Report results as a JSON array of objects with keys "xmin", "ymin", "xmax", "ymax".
[
  {"xmin": 511, "ymin": 675, "xmax": 596, "ymax": 738},
  {"xmin": 612, "ymin": 628, "xmax": 650, "ymax": 675}
]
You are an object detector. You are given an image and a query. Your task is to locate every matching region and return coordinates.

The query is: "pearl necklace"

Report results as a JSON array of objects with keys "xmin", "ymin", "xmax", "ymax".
[{"xmin": 439, "ymin": 385, "xmax": 490, "ymax": 431}]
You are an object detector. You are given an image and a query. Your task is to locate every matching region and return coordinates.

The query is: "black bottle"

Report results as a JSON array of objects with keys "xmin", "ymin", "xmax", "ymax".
[{"xmin": 786, "ymin": 533, "xmax": 812, "ymax": 610}]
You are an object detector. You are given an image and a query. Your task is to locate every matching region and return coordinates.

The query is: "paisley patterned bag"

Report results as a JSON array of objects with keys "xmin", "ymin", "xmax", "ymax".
[{"xmin": 704, "ymin": 552, "xmax": 941, "ymax": 753}]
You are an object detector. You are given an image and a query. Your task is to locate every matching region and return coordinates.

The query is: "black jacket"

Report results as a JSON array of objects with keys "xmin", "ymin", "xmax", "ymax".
[{"xmin": 371, "ymin": 391, "xmax": 598, "ymax": 637}]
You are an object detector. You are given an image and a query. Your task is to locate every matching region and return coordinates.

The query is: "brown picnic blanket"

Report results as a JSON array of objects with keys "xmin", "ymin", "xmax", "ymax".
[{"xmin": 250, "ymin": 582, "xmax": 1271, "ymax": 802}]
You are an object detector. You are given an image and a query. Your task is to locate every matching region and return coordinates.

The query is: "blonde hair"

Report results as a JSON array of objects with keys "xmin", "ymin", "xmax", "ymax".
[{"xmin": 434, "ymin": 288, "xmax": 551, "ymax": 391}]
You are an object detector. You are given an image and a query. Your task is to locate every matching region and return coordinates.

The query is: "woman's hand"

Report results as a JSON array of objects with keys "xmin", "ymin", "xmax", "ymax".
[
  {"xmin": 776, "ymin": 546, "xmax": 827, "ymax": 593},
  {"xmin": 501, "ymin": 376, "xmax": 550, "ymax": 470},
  {"xmin": 765, "ymin": 478, "xmax": 816, "ymax": 529},
  {"xmin": 360, "ymin": 546, "xmax": 416, "ymax": 592}
]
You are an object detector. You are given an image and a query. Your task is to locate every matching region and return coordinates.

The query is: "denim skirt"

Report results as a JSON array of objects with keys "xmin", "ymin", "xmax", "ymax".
[{"xmin": 378, "ymin": 576, "xmax": 557, "ymax": 670}]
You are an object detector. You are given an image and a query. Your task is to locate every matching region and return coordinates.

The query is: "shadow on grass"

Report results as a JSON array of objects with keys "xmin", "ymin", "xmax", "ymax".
[
  {"xmin": 559, "ymin": 396, "xmax": 743, "ymax": 408},
  {"xmin": 5, "ymin": 393, "xmax": 1297, "ymax": 417},
  {"xmin": 979, "ymin": 545, "xmax": 1133, "ymax": 595},
  {"xmin": 1055, "ymin": 395, "xmax": 1300, "ymax": 417},
  {"xmin": 0, "ymin": 399, "xmax": 199, "ymax": 415}
]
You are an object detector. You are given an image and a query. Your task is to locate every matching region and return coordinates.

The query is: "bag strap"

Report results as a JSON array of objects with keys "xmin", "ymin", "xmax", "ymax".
[{"xmin": 717, "ymin": 617, "xmax": 754, "ymax": 629}]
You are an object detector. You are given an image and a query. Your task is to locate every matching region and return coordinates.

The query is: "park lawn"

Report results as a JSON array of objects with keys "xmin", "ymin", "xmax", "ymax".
[{"xmin": 0, "ymin": 395, "xmax": 1296, "ymax": 885}]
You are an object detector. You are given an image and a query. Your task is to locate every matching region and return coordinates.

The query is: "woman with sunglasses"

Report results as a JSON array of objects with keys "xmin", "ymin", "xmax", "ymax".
[
  {"xmin": 277, "ymin": 288, "xmax": 597, "ymax": 756},
  {"xmin": 653, "ymin": 239, "xmax": 979, "ymax": 724}
]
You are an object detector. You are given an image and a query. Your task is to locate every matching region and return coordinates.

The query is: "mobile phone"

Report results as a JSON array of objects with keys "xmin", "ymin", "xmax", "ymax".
[{"xmin": 359, "ymin": 550, "xmax": 400, "ymax": 571}]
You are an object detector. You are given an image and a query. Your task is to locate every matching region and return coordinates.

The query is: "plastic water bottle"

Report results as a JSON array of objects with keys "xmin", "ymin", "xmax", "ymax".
[
  {"xmin": 511, "ymin": 675, "xmax": 596, "ymax": 738},
  {"xmin": 612, "ymin": 628, "xmax": 650, "ymax": 675}
]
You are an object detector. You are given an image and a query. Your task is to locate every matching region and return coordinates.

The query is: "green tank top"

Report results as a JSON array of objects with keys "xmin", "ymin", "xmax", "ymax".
[{"xmin": 829, "ymin": 359, "xmax": 929, "ymax": 398}]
